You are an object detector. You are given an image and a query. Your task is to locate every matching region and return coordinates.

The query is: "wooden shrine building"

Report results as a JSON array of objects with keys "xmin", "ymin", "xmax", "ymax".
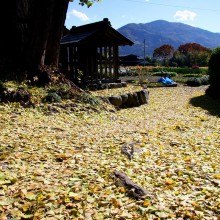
[{"xmin": 60, "ymin": 18, "xmax": 133, "ymax": 85}]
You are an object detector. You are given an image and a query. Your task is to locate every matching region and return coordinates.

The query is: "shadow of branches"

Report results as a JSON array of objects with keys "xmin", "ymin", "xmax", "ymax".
[{"xmin": 190, "ymin": 94, "xmax": 220, "ymax": 117}]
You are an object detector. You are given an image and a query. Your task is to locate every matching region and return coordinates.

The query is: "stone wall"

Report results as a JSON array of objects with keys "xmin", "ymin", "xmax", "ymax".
[{"xmin": 108, "ymin": 89, "xmax": 149, "ymax": 108}]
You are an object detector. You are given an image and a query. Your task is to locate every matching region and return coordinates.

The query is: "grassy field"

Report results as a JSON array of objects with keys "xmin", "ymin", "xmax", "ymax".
[{"xmin": 0, "ymin": 84, "xmax": 220, "ymax": 219}]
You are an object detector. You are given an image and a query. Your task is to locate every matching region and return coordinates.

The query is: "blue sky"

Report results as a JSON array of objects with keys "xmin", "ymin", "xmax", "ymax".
[{"xmin": 65, "ymin": 0, "xmax": 220, "ymax": 33}]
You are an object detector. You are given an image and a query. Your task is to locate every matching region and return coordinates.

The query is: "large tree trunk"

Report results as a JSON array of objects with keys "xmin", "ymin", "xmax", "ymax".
[
  {"xmin": 0, "ymin": 0, "xmax": 69, "ymax": 80},
  {"xmin": 25, "ymin": 0, "xmax": 54, "ymax": 74},
  {"xmin": 0, "ymin": 1, "xmax": 17, "ymax": 78},
  {"xmin": 45, "ymin": 0, "xmax": 69, "ymax": 67}
]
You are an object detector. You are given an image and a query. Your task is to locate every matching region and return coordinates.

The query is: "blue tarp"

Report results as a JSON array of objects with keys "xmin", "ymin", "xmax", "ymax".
[{"xmin": 158, "ymin": 76, "xmax": 175, "ymax": 85}]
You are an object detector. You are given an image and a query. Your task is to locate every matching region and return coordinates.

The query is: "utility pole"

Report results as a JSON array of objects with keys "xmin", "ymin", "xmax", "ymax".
[{"xmin": 143, "ymin": 39, "xmax": 146, "ymax": 66}]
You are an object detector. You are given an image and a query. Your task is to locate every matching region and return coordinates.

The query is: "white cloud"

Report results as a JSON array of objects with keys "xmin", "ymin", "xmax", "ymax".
[
  {"xmin": 67, "ymin": 9, "xmax": 90, "ymax": 21},
  {"xmin": 174, "ymin": 10, "xmax": 197, "ymax": 21}
]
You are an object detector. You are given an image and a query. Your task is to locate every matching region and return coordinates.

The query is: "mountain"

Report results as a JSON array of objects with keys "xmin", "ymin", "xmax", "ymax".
[{"xmin": 118, "ymin": 20, "xmax": 220, "ymax": 57}]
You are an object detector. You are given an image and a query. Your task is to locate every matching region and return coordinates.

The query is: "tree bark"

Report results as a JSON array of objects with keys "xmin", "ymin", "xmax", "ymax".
[
  {"xmin": 0, "ymin": 0, "xmax": 69, "ymax": 80},
  {"xmin": 45, "ymin": 0, "xmax": 69, "ymax": 67},
  {"xmin": 0, "ymin": 1, "xmax": 17, "ymax": 78}
]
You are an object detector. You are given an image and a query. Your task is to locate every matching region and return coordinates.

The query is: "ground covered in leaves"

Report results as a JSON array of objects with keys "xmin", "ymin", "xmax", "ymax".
[{"xmin": 0, "ymin": 85, "xmax": 220, "ymax": 220}]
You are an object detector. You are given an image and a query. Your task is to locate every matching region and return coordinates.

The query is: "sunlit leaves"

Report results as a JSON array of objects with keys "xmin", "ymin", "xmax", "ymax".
[
  {"xmin": 213, "ymin": 174, "xmax": 220, "ymax": 179},
  {"xmin": 78, "ymin": 0, "xmax": 101, "ymax": 7},
  {"xmin": 0, "ymin": 85, "xmax": 220, "ymax": 218}
]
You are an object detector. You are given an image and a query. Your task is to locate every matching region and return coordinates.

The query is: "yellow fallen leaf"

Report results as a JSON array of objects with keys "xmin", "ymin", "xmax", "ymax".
[
  {"xmin": 68, "ymin": 192, "xmax": 81, "ymax": 201},
  {"xmin": 166, "ymin": 172, "xmax": 172, "ymax": 177},
  {"xmin": 22, "ymin": 204, "xmax": 30, "ymax": 212},
  {"xmin": 192, "ymin": 201, "xmax": 198, "ymax": 207},
  {"xmin": 25, "ymin": 192, "xmax": 36, "ymax": 201},
  {"xmin": 111, "ymin": 198, "xmax": 122, "ymax": 208},
  {"xmin": 214, "ymin": 174, "xmax": 220, "ymax": 179},
  {"xmin": 184, "ymin": 210, "xmax": 192, "ymax": 217},
  {"xmin": 166, "ymin": 179, "xmax": 174, "ymax": 185},
  {"xmin": 174, "ymin": 191, "xmax": 179, "ymax": 195},
  {"xmin": 143, "ymin": 199, "xmax": 151, "ymax": 207},
  {"xmin": 118, "ymin": 187, "xmax": 126, "ymax": 193},
  {"xmin": 211, "ymin": 163, "xmax": 216, "ymax": 169},
  {"xmin": 120, "ymin": 211, "xmax": 133, "ymax": 219},
  {"xmin": 96, "ymin": 176, "xmax": 105, "ymax": 183},
  {"xmin": 33, "ymin": 212, "xmax": 41, "ymax": 219},
  {"xmin": 105, "ymin": 189, "xmax": 112, "ymax": 195},
  {"xmin": 92, "ymin": 186, "xmax": 102, "ymax": 193}
]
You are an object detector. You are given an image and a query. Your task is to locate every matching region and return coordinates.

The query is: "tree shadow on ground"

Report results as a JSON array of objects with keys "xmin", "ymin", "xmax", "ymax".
[{"xmin": 190, "ymin": 94, "xmax": 220, "ymax": 117}]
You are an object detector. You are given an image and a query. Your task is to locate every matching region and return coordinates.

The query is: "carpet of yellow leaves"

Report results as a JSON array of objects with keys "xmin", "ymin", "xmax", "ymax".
[{"xmin": 0, "ymin": 85, "xmax": 220, "ymax": 219}]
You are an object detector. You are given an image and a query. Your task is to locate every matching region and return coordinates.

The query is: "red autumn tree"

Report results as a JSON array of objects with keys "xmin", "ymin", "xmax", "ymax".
[
  {"xmin": 153, "ymin": 44, "xmax": 175, "ymax": 65},
  {"xmin": 178, "ymin": 43, "xmax": 211, "ymax": 67},
  {"xmin": 178, "ymin": 43, "xmax": 209, "ymax": 55}
]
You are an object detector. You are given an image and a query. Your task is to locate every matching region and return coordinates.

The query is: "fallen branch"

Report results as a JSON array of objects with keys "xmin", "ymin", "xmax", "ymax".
[
  {"xmin": 114, "ymin": 171, "xmax": 148, "ymax": 200},
  {"xmin": 121, "ymin": 141, "xmax": 146, "ymax": 160}
]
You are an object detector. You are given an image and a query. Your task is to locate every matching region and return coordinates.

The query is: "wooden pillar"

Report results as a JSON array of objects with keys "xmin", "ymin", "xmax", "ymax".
[
  {"xmin": 95, "ymin": 47, "xmax": 98, "ymax": 79},
  {"xmin": 69, "ymin": 46, "xmax": 74, "ymax": 80},
  {"xmin": 91, "ymin": 47, "xmax": 96, "ymax": 81},
  {"xmin": 85, "ymin": 55, "xmax": 89, "ymax": 80},
  {"xmin": 113, "ymin": 45, "xmax": 119, "ymax": 80},
  {"xmin": 104, "ymin": 46, "xmax": 108, "ymax": 77},
  {"xmin": 99, "ymin": 47, "xmax": 103, "ymax": 80},
  {"xmin": 72, "ymin": 46, "xmax": 78, "ymax": 81},
  {"xmin": 109, "ymin": 46, "xmax": 112, "ymax": 78},
  {"xmin": 59, "ymin": 45, "xmax": 69, "ymax": 77}
]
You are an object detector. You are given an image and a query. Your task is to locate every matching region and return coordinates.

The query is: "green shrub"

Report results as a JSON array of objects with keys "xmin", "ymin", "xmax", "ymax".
[
  {"xmin": 0, "ymin": 81, "xmax": 7, "ymax": 102},
  {"xmin": 186, "ymin": 75, "xmax": 209, "ymax": 87},
  {"xmin": 43, "ymin": 92, "xmax": 62, "ymax": 103},
  {"xmin": 76, "ymin": 93, "xmax": 101, "ymax": 106},
  {"xmin": 47, "ymin": 84, "xmax": 72, "ymax": 99},
  {"xmin": 206, "ymin": 47, "xmax": 220, "ymax": 97},
  {"xmin": 0, "ymin": 81, "xmax": 7, "ymax": 93},
  {"xmin": 151, "ymin": 72, "xmax": 177, "ymax": 77},
  {"xmin": 208, "ymin": 47, "xmax": 220, "ymax": 87},
  {"xmin": 186, "ymin": 78, "xmax": 201, "ymax": 87},
  {"xmin": 182, "ymin": 74, "xmax": 203, "ymax": 77},
  {"xmin": 200, "ymin": 75, "xmax": 209, "ymax": 85}
]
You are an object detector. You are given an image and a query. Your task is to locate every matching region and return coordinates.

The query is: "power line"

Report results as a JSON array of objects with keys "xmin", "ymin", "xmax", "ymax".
[{"xmin": 122, "ymin": 0, "xmax": 220, "ymax": 12}]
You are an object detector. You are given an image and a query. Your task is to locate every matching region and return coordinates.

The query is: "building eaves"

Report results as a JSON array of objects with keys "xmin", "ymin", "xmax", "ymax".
[{"xmin": 60, "ymin": 29, "xmax": 97, "ymax": 45}]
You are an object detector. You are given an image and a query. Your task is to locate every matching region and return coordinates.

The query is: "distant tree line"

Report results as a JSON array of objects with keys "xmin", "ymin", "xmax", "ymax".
[
  {"xmin": 152, "ymin": 43, "xmax": 220, "ymax": 98},
  {"xmin": 151, "ymin": 43, "xmax": 212, "ymax": 67}
]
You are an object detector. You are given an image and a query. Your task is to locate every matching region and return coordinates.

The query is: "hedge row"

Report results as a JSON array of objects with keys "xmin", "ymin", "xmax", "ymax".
[
  {"xmin": 151, "ymin": 67, "xmax": 208, "ymax": 75},
  {"xmin": 151, "ymin": 72, "xmax": 177, "ymax": 77},
  {"xmin": 119, "ymin": 67, "xmax": 208, "ymax": 76}
]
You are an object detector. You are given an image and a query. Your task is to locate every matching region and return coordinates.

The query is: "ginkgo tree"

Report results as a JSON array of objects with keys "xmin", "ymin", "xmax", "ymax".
[{"xmin": 0, "ymin": 0, "xmax": 101, "ymax": 81}]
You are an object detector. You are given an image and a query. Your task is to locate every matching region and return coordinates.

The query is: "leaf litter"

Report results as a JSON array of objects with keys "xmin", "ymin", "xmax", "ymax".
[{"xmin": 0, "ymin": 85, "xmax": 220, "ymax": 219}]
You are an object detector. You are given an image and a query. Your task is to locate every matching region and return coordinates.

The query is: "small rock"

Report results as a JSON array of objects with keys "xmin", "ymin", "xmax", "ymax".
[
  {"xmin": 108, "ymin": 96, "xmax": 122, "ymax": 106},
  {"xmin": 132, "ymin": 92, "xmax": 140, "ymax": 107},
  {"xmin": 126, "ymin": 93, "xmax": 134, "ymax": 107},
  {"xmin": 121, "ymin": 94, "xmax": 128, "ymax": 104}
]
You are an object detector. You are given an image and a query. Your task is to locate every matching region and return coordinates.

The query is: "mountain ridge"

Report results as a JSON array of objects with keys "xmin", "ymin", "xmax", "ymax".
[{"xmin": 118, "ymin": 20, "xmax": 220, "ymax": 57}]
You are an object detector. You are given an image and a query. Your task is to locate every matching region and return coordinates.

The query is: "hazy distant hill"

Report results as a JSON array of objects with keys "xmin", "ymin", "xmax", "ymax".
[{"xmin": 118, "ymin": 20, "xmax": 220, "ymax": 57}]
